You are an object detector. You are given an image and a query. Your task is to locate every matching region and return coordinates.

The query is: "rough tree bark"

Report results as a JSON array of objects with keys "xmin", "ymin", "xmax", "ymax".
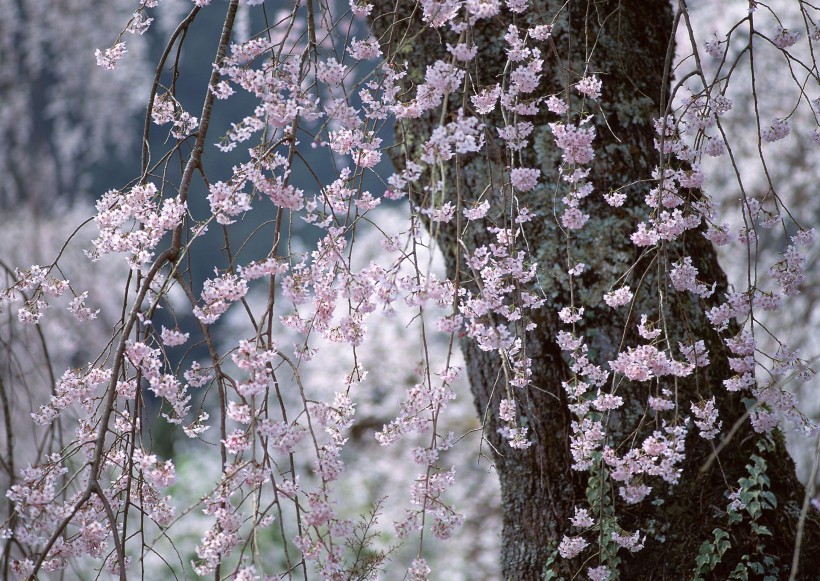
[{"xmin": 374, "ymin": 0, "xmax": 820, "ymax": 579}]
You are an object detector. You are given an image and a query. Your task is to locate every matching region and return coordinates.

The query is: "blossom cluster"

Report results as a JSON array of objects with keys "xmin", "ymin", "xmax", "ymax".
[
  {"xmin": 5, "ymin": 1, "xmax": 819, "ymax": 580},
  {"xmin": 90, "ymin": 183, "xmax": 186, "ymax": 267}
]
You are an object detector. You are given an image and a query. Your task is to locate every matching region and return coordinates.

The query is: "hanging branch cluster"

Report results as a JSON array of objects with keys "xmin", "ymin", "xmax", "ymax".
[{"xmin": 0, "ymin": 0, "xmax": 818, "ymax": 579}]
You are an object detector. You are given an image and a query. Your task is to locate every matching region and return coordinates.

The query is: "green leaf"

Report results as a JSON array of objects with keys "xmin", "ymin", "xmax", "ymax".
[
  {"xmin": 751, "ymin": 522, "xmax": 772, "ymax": 536},
  {"xmin": 729, "ymin": 562, "xmax": 749, "ymax": 580}
]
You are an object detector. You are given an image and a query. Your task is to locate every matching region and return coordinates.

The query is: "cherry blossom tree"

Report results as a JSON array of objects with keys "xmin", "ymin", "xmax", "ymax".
[{"xmin": 1, "ymin": 0, "xmax": 819, "ymax": 580}]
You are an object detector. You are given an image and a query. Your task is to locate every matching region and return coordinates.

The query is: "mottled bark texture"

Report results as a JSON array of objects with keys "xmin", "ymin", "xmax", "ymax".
[{"xmin": 373, "ymin": 1, "xmax": 820, "ymax": 578}]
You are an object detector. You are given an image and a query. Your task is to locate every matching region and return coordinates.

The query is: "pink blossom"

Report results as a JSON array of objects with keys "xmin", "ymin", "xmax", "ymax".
[
  {"xmin": 570, "ymin": 507, "xmax": 594, "ymax": 528},
  {"xmin": 762, "ymin": 117, "xmax": 791, "ymax": 142},
  {"xmin": 773, "ymin": 26, "xmax": 800, "ymax": 48},
  {"xmin": 447, "ymin": 43, "xmax": 477, "ymax": 62},
  {"xmin": 210, "ymin": 80, "xmax": 234, "ymax": 99},
  {"xmin": 648, "ymin": 394, "xmax": 675, "ymax": 411},
  {"xmin": 260, "ymin": 420, "xmax": 307, "ymax": 454},
  {"xmin": 712, "ymin": 94, "xmax": 733, "ymax": 115},
  {"xmin": 510, "ymin": 167, "xmax": 541, "ymax": 191},
  {"xmin": 669, "ymin": 257, "xmax": 715, "ymax": 297},
  {"xmin": 603, "ymin": 286, "xmax": 633, "ymax": 308},
  {"xmin": 609, "ymin": 344, "xmax": 692, "ymax": 382},
  {"xmin": 423, "ymin": 202, "xmax": 456, "ymax": 223},
  {"xmin": 550, "ymin": 122, "xmax": 595, "ymax": 165},
  {"xmin": 768, "ymin": 242, "xmax": 808, "ymax": 296},
  {"xmin": 604, "ymin": 191, "xmax": 626, "ymax": 206},
  {"xmin": 568, "ymin": 262, "xmax": 585, "ymax": 276},
  {"xmin": 679, "ymin": 340, "xmax": 710, "ymax": 367},
  {"xmin": 349, "ymin": 0, "xmax": 373, "ymax": 16},
  {"xmin": 504, "ymin": 26, "xmax": 531, "ymax": 62},
  {"xmin": 238, "ymin": 257, "xmax": 289, "ymax": 280},
  {"xmin": 529, "ymin": 24, "xmax": 553, "ymax": 41},
  {"xmin": 500, "ymin": 425, "xmax": 533, "ymax": 449},
  {"xmin": 557, "ymin": 331, "xmax": 583, "ymax": 352},
  {"xmin": 561, "ymin": 206, "xmax": 590, "ymax": 230},
  {"xmin": 612, "ymin": 530, "xmax": 645, "ymax": 552},
  {"xmin": 185, "ymin": 361, "xmax": 214, "ymax": 388},
  {"xmin": 18, "ymin": 299, "xmax": 47, "ymax": 325},
  {"xmin": 750, "ymin": 409, "xmax": 779, "ymax": 433},
  {"xmin": 570, "ymin": 418, "xmax": 605, "ymax": 469},
  {"xmin": 546, "ymin": 96, "xmax": 568, "ymax": 115},
  {"xmin": 705, "ymin": 39, "xmax": 722, "ymax": 58},
  {"xmin": 160, "ymin": 326, "xmax": 189, "ymax": 347},
  {"xmin": 558, "ymin": 535, "xmax": 588, "ymax": 558},
  {"xmin": 316, "ymin": 58, "xmax": 346, "ymax": 86},
  {"xmin": 509, "ymin": 60, "xmax": 543, "ymax": 94},
  {"xmin": 691, "ymin": 397, "xmax": 721, "ymax": 439},
  {"xmin": 464, "ymin": 200, "xmax": 490, "ymax": 220},
  {"xmin": 263, "ymin": 175, "xmax": 305, "ymax": 210},
  {"xmin": 588, "ymin": 565, "xmax": 610, "ymax": 581},
  {"xmin": 793, "ymin": 228, "xmax": 816, "ymax": 246},
  {"xmin": 95, "ymin": 42, "xmax": 127, "ymax": 70},
  {"xmin": 593, "ymin": 392, "xmax": 624, "ymax": 412},
  {"xmin": 171, "ymin": 111, "xmax": 198, "ymax": 139},
  {"xmin": 347, "ymin": 37, "xmax": 381, "ymax": 60},
  {"xmin": 226, "ymin": 37, "xmax": 274, "ymax": 65},
  {"xmin": 619, "ymin": 483, "xmax": 652, "ymax": 504},
  {"xmin": 499, "ymin": 399, "xmax": 516, "ymax": 422},
  {"xmin": 703, "ymin": 223, "xmax": 733, "ymax": 246},
  {"xmin": 637, "ymin": 314, "xmax": 661, "ymax": 340},
  {"xmin": 68, "ymin": 292, "xmax": 99, "ymax": 321},
  {"xmin": 127, "ymin": 12, "xmax": 153, "ymax": 35},
  {"xmin": 576, "ymin": 75, "xmax": 602, "ymax": 99},
  {"xmin": 226, "ymin": 401, "xmax": 252, "ymax": 424},
  {"xmin": 425, "ymin": 60, "xmax": 465, "ymax": 94},
  {"xmin": 193, "ymin": 272, "xmax": 249, "ymax": 324},
  {"xmin": 631, "ymin": 222, "xmax": 659, "ymax": 247},
  {"xmin": 498, "ymin": 122, "xmax": 534, "ymax": 150},
  {"xmin": 754, "ymin": 290, "xmax": 783, "ymax": 311},
  {"xmin": 207, "ymin": 180, "xmax": 252, "ymax": 224},
  {"xmin": 559, "ymin": 306, "xmax": 584, "ymax": 324},
  {"xmin": 419, "ymin": 0, "xmax": 459, "ymax": 27},
  {"xmin": 408, "ymin": 558, "xmax": 431, "ymax": 580},
  {"xmin": 505, "ymin": 0, "xmax": 528, "ymax": 13},
  {"xmin": 704, "ymin": 137, "xmax": 726, "ymax": 156},
  {"xmin": 471, "ymin": 85, "xmax": 501, "ymax": 114},
  {"xmin": 411, "ymin": 447, "xmax": 440, "ymax": 465},
  {"xmin": 421, "ymin": 109, "xmax": 484, "ymax": 162},
  {"xmin": 464, "ymin": 0, "xmax": 501, "ymax": 22}
]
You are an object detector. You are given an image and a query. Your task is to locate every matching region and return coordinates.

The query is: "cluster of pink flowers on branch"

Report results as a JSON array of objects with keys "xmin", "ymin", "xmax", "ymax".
[
  {"xmin": 1, "ymin": 0, "xmax": 818, "ymax": 579},
  {"xmin": 91, "ymin": 183, "xmax": 187, "ymax": 267}
]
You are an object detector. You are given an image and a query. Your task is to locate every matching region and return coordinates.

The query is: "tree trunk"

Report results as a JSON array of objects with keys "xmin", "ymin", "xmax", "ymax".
[{"xmin": 374, "ymin": 0, "xmax": 820, "ymax": 578}]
